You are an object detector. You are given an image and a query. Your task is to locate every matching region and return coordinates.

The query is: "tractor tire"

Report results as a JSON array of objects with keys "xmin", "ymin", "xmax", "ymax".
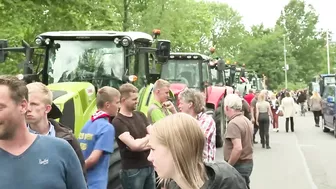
[{"xmin": 107, "ymin": 141, "xmax": 122, "ymax": 189}]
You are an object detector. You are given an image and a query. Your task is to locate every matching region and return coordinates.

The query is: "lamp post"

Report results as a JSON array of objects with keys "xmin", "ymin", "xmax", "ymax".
[
  {"xmin": 283, "ymin": 34, "xmax": 288, "ymax": 89},
  {"xmin": 327, "ymin": 29, "xmax": 331, "ymax": 74}
]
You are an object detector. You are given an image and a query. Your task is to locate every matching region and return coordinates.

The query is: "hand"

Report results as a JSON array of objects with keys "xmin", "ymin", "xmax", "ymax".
[
  {"xmin": 251, "ymin": 118, "xmax": 255, "ymax": 123},
  {"xmin": 256, "ymin": 121, "xmax": 259, "ymax": 126},
  {"xmin": 163, "ymin": 101, "xmax": 176, "ymax": 113}
]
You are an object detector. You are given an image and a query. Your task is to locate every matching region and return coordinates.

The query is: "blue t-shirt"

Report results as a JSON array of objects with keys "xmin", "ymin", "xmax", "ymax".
[
  {"xmin": 0, "ymin": 135, "xmax": 87, "ymax": 189},
  {"xmin": 78, "ymin": 118, "xmax": 115, "ymax": 189}
]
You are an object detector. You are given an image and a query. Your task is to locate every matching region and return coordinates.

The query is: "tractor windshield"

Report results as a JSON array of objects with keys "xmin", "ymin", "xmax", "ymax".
[
  {"xmin": 47, "ymin": 40, "xmax": 124, "ymax": 87},
  {"xmin": 161, "ymin": 59, "xmax": 200, "ymax": 88}
]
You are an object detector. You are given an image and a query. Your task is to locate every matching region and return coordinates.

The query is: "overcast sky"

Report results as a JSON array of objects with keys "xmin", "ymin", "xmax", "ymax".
[{"xmin": 208, "ymin": 0, "xmax": 336, "ymax": 40}]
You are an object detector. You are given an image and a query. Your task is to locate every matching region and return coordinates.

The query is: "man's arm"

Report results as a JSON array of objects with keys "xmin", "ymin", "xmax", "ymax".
[
  {"xmin": 62, "ymin": 140, "xmax": 87, "ymax": 189},
  {"xmin": 118, "ymin": 133, "xmax": 150, "ymax": 151},
  {"xmin": 85, "ymin": 125, "xmax": 115, "ymax": 170},
  {"xmin": 228, "ymin": 138, "xmax": 242, "ymax": 165}
]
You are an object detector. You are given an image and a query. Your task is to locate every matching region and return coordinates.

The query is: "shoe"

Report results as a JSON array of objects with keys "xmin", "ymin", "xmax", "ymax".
[
  {"xmin": 262, "ymin": 144, "xmax": 265, "ymax": 148},
  {"xmin": 253, "ymin": 141, "xmax": 258, "ymax": 144},
  {"xmin": 276, "ymin": 129, "xmax": 279, "ymax": 132},
  {"xmin": 266, "ymin": 146, "xmax": 271, "ymax": 149}
]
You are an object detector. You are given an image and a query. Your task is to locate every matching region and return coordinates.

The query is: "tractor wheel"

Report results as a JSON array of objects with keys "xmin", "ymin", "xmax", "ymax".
[{"xmin": 107, "ymin": 142, "xmax": 122, "ymax": 189}]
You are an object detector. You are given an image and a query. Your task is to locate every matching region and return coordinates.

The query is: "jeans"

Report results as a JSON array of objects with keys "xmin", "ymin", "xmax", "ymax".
[
  {"xmin": 312, "ymin": 111, "xmax": 321, "ymax": 125},
  {"xmin": 120, "ymin": 166, "xmax": 156, "ymax": 189},
  {"xmin": 234, "ymin": 161, "xmax": 253, "ymax": 189},
  {"xmin": 258, "ymin": 113, "xmax": 270, "ymax": 146}
]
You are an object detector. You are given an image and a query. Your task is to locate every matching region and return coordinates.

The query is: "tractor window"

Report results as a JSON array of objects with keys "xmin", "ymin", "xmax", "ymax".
[
  {"xmin": 161, "ymin": 59, "xmax": 200, "ymax": 88},
  {"xmin": 202, "ymin": 63, "xmax": 209, "ymax": 82},
  {"xmin": 48, "ymin": 40, "xmax": 124, "ymax": 88}
]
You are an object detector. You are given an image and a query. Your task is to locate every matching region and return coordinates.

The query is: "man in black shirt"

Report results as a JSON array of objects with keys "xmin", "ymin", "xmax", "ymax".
[{"xmin": 112, "ymin": 83, "xmax": 155, "ymax": 189}]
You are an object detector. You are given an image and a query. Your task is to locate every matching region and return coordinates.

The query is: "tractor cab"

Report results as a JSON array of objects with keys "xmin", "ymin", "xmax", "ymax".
[
  {"xmin": 161, "ymin": 52, "xmax": 232, "ymax": 148},
  {"xmin": 161, "ymin": 52, "xmax": 211, "ymax": 95}
]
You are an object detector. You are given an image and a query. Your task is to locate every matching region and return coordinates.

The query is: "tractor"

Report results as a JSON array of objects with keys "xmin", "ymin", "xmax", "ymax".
[
  {"xmin": 159, "ymin": 52, "xmax": 234, "ymax": 147},
  {"xmin": 0, "ymin": 30, "xmax": 171, "ymax": 189}
]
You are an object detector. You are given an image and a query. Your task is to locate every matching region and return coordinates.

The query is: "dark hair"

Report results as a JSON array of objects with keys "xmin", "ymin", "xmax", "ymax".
[
  {"xmin": 0, "ymin": 75, "xmax": 28, "ymax": 104},
  {"xmin": 285, "ymin": 92, "xmax": 290, "ymax": 97}
]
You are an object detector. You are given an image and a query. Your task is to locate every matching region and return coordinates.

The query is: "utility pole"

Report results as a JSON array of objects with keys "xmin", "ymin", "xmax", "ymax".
[
  {"xmin": 327, "ymin": 29, "xmax": 330, "ymax": 74},
  {"xmin": 283, "ymin": 34, "xmax": 288, "ymax": 89}
]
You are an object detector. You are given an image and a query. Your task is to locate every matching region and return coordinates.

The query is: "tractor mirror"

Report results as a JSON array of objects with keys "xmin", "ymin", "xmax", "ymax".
[
  {"xmin": 217, "ymin": 59, "xmax": 226, "ymax": 71},
  {"xmin": 0, "ymin": 40, "xmax": 8, "ymax": 63},
  {"xmin": 156, "ymin": 40, "xmax": 170, "ymax": 63}
]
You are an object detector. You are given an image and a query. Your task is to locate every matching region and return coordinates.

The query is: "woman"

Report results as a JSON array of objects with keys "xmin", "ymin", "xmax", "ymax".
[
  {"xmin": 270, "ymin": 94, "xmax": 280, "ymax": 132},
  {"xmin": 281, "ymin": 91, "xmax": 296, "ymax": 132},
  {"xmin": 309, "ymin": 91, "xmax": 322, "ymax": 127},
  {"xmin": 256, "ymin": 92, "xmax": 273, "ymax": 149},
  {"xmin": 147, "ymin": 113, "xmax": 247, "ymax": 189}
]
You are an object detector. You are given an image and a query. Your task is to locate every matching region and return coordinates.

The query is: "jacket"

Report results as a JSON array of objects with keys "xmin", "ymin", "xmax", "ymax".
[
  {"xmin": 49, "ymin": 119, "xmax": 87, "ymax": 180},
  {"xmin": 167, "ymin": 162, "xmax": 247, "ymax": 189}
]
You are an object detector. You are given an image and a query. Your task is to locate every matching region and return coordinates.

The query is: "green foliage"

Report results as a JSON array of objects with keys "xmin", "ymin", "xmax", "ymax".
[{"xmin": 0, "ymin": 0, "xmax": 329, "ymax": 90}]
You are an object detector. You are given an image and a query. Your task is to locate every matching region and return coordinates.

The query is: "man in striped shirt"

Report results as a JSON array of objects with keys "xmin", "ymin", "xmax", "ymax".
[{"xmin": 178, "ymin": 88, "xmax": 216, "ymax": 163}]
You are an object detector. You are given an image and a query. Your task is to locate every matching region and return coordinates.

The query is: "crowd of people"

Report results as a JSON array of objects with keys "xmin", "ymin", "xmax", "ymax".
[{"xmin": 0, "ymin": 74, "xmax": 323, "ymax": 189}]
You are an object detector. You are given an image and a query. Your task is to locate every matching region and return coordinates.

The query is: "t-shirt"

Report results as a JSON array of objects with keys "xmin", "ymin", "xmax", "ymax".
[
  {"xmin": 224, "ymin": 112, "xmax": 253, "ymax": 162},
  {"xmin": 0, "ymin": 135, "xmax": 86, "ymax": 189},
  {"xmin": 244, "ymin": 93, "xmax": 255, "ymax": 105},
  {"xmin": 256, "ymin": 101, "xmax": 269, "ymax": 113},
  {"xmin": 112, "ymin": 111, "xmax": 152, "ymax": 170},
  {"xmin": 78, "ymin": 118, "xmax": 115, "ymax": 189},
  {"xmin": 147, "ymin": 100, "xmax": 171, "ymax": 124}
]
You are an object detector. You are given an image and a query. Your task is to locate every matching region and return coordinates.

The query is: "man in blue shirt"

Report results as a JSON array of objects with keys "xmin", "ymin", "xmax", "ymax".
[
  {"xmin": 25, "ymin": 82, "xmax": 86, "ymax": 177},
  {"xmin": 78, "ymin": 86, "xmax": 120, "ymax": 189},
  {"xmin": 0, "ymin": 75, "xmax": 86, "ymax": 189}
]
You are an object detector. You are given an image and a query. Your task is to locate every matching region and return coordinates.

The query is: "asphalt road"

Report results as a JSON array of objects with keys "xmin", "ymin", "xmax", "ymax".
[{"xmin": 216, "ymin": 111, "xmax": 336, "ymax": 189}]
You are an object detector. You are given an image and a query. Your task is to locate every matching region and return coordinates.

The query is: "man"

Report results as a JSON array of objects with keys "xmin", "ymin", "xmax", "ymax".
[
  {"xmin": 112, "ymin": 83, "xmax": 155, "ymax": 189},
  {"xmin": 147, "ymin": 79, "xmax": 176, "ymax": 124},
  {"xmin": 250, "ymin": 90, "xmax": 260, "ymax": 144},
  {"xmin": 244, "ymin": 89, "xmax": 255, "ymax": 105},
  {"xmin": 78, "ymin": 86, "xmax": 120, "ymax": 189},
  {"xmin": 25, "ymin": 82, "xmax": 86, "ymax": 178},
  {"xmin": 178, "ymin": 88, "xmax": 216, "ymax": 163},
  {"xmin": 0, "ymin": 75, "xmax": 86, "ymax": 189},
  {"xmin": 223, "ymin": 94, "xmax": 253, "ymax": 189},
  {"xmin": 235, "ymin": 90, "xmax": 251, "ymax": 120}
]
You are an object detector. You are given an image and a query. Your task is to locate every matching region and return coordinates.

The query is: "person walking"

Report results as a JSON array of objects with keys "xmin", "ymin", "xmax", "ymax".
[
  {"xmin": 281, "ymin": 91, "xmax": 296, "ymax": 132},
  {"xmin": 256, "ymin": 92, "xmax": 273, "ymax": 149},
  {"xmin": 309, "ymin": 91, "xmax": 322, "ymax": 127},
  {"xmin": 270, "ymin": 93, "xmax": 280, "ymax": 132}
]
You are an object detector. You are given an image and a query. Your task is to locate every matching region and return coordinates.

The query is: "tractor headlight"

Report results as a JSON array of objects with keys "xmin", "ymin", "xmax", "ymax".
[
  {"xmin": 35, "ymin": 37, "xmax": 43, "ymax": 46},
  {"xmin": 121, "ymin": 37, "xmax": 131, "ymax": 47}
]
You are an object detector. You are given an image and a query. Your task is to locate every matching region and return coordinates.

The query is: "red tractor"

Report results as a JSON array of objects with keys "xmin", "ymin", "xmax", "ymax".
[{"xmin": 160, "ymin": 52, "xmax": 234, "ymax": 147}]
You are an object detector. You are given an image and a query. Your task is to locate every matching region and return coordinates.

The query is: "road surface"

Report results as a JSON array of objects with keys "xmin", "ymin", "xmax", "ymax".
[{"xmin": 216, "ymin": 111, "xmax": 336, "ymax": 189}]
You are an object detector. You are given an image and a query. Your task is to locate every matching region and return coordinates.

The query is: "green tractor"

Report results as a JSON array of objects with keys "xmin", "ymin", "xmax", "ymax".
[{"xmin": 0, "ymin": 30, "xmax": 170, "ymax": 189}]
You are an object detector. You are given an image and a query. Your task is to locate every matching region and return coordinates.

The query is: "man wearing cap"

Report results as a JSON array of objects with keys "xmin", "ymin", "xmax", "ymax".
[{"xmin": 25, "ymin": 82, "xmax": 86, "ymax": 179}]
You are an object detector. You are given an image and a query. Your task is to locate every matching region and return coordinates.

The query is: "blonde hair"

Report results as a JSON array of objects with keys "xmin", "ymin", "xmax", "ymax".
[
  {"xmin": 153, "ymin": 79, "xmax": 170, "ymax": 91},
  {"xmin": 96, "ymin": 86, "xmax": 120, "ymax": 108},
  {"xmin": 119, "ymin": 83, "xmax": 138, "ymax": 99},
  {"xmin": 152, "ymin": 113, "xmax": 207, "ymax": 188},
  {"xmin": 179, "ymin": 89, "xmax": 205, "ymax": 114},
  {"xmin": 311, "ymin": 91, "xmax": 321, "ymax": 99},
  {"xmin": 26, "ymin": 82, "xmax": 53, "ymax": 105},
  {"xmin": 258, "ymin": 92, "xmax": 266, "ymax": 102}
]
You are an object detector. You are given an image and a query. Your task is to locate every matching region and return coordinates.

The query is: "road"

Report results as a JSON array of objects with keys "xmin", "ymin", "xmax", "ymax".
[{"xmin": 216, "ymin": 111, "xmax": 336, "ymax": 189}]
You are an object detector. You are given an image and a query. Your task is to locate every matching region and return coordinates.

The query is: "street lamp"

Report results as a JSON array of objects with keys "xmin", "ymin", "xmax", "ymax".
[
  {"xmin": 283, "ymin": 34, "xmax": 288, "ymax": 89},
  {"xmin": 326, "ymin": 29, "xmax": 331, "ymax": 74}
]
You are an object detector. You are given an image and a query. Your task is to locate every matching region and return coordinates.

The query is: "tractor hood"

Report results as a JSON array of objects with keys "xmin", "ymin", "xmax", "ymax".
[{"xmin": 170, "ymin": 83, "xmax": 187, "ymax": 96}]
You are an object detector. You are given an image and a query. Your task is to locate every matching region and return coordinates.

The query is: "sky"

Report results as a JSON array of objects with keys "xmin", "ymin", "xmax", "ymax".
[{"xmin": 208, "ymin": 0, "xmax": 336, "ymax": 40}]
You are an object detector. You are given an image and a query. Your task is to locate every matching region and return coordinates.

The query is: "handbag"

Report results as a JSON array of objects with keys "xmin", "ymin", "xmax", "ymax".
[{"xmin": 276, "ymin": 107, "xmax": 284, "ymax": 116}]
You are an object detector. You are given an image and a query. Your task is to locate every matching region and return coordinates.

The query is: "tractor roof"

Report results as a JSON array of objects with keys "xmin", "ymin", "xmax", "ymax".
[
  {"xmin": 38, "ymin": 31, "xmax": 153, "ymax": 41},
  {"xmin": 169, "ymin": 52, "xmax": 211, "ymax": 61}
]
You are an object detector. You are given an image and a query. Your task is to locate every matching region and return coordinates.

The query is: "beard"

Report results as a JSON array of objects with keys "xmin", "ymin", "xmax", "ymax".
[{"xmin": 0, "ymin": 121, "xmax": 17, "ymax": 140}]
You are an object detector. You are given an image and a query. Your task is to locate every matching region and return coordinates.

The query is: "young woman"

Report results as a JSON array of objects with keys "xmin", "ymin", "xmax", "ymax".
[
  {"xmin": 147, "ymin": 113, "xmax": 247, "ymax": 189},
  {"xmin": 256, "ymin": 92, "xmax": 273, "ymax": 149},
  {"xmin": 309, "ymin": 91, "xmax": 322, "ymax": 127},
  {"xmin": 281, "ymin": 92, "xmax": 296, "ymax": 132},
  {"xmin": 270, "ymin": 94, "xmax": 280, "ymax": 132}
]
